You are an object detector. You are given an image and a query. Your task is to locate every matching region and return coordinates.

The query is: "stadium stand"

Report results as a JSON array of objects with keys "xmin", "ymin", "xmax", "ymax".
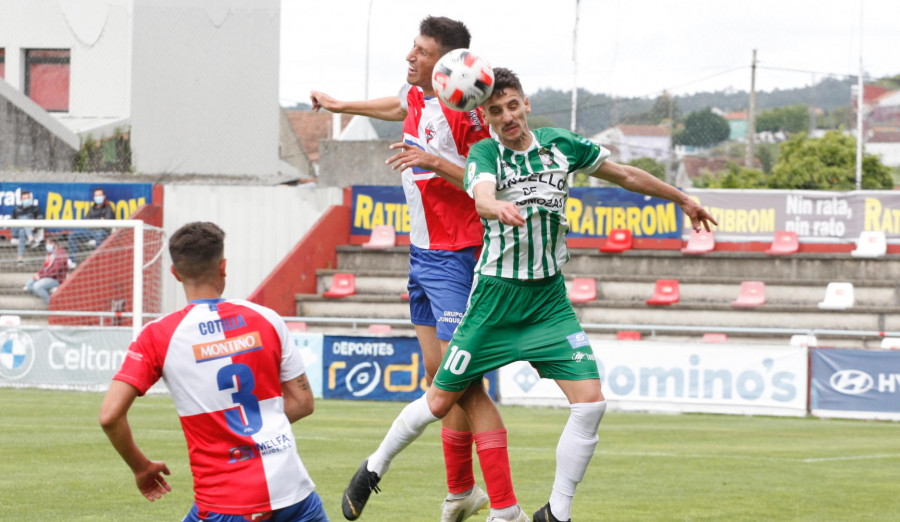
[
  {"xmin": 362, "ymin": 225, "xmax": 396, "ymax": 249},
  {"xmin": 731, "ymin": 281, "xmax": 766, "ymax": 308},
  {"xmin": 851, "ymin": 231, "xmax": 887, "ymax": 258},
  {"xmin": 765, "ymin": 230, "xmax": 799, "ymax": 256},
  {"xmin": 599, "ymin": 229, "xmax": 633, "ymax": 253},
  {"xmin": 818, "ymin": 282, "xmax": 855, "ymax": 310},
  {"xmin": 646, "ymin": 279, "xmax": 680, "ymax": 306},
  {"xmin": 681, "ymin": 229, "xmax": 715, "ymax": 254},
  {"xmin": 322, "ymin": 272, "xmax": 356, "ymax": 298},
  {"xmin": 568, "ymin": 277, "xmax": 598, "ymax": 303}
]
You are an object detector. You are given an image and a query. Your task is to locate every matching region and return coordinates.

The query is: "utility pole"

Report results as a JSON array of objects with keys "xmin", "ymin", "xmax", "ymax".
[
  {"xmin": 570, "ymin": 0, "xmax": 580, "ymax": 133},
  {"xmin": 745, "ymin": 49, "xmax": 757, "ymax": 168},
  {"xmin": 855, "ymin": 1, "xmax": 864, "ymax": 190},
  {"xmin": 665, "ymin": 91, "xmax": 675, "ymax": 185}
]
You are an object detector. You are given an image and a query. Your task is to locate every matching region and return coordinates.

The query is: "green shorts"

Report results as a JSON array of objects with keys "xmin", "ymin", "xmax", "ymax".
[{"xmin": 432, "ymin": 272, "xmax": 600, "ymax": 392}]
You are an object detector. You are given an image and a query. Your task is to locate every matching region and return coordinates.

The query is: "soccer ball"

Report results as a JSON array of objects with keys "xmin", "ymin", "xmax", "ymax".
[{"xmin": 431, "ymin": 49, "xmax": 494, "ymax": 112}]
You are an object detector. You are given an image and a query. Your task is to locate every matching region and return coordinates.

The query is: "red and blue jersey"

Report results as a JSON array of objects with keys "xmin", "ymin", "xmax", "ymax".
[
  {"xmin": 113, "ymin": 298, "xmax": 315, "ymax": 515},
  {"xmin": 399, "ymin": 84, "xmax": 489, "ymax": 250}
]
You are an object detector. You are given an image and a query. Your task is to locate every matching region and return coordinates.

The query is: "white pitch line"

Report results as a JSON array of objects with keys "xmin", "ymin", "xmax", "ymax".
[{"xmin": 802, "ymin": 454, "xmax": 900, "ymax": 463}]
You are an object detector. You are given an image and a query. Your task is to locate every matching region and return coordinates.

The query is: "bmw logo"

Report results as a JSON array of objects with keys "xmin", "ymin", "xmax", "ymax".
[{"xmin": 0, "ymin": 329, "xmax": 36, "ymax": 380}]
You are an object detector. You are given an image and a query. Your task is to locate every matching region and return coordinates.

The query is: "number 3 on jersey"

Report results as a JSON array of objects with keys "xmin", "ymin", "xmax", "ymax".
[
  {"xmin": 443, "ymin": 345, "xmax": 472, "ymax": 375},
  {"xmin": 217, "ymin": 363, "xmax": 262, "ymax": 436}
]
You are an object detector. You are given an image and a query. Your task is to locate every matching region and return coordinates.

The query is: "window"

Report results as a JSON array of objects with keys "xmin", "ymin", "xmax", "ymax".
[
  {"xmin": 25, "ymin": 49, "xmax": 70, "ymax": 112},
  {"xmin": 0, "ymin": 49, "xmax": 5, "ymax": 79}
]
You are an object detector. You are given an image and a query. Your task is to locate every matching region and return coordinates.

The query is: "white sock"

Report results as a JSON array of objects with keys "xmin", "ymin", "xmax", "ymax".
[
  {"xmin": 549, "ymin": 401, "xmax": 607, "ymax": 521},
  {"xmin": 367, "ymin": 394, "xmax": 439, "ymax": 477}
]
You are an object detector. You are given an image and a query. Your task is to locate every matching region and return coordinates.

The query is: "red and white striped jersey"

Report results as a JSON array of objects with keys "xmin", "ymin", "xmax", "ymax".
[
  {"xmin": 399, "ymin": 84, "xmax": 489, "ymax": 250},
  {"xmin": 113, "ymin": 298, "xmax": 315, "ymax": 515}
]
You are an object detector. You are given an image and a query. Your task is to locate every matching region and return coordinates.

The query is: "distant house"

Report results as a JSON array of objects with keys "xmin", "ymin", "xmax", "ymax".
[
  {"xmin": 723, "ymin": 112, "xmax": 747, "ymax": 140},
  {"xmin": 857, "ymin": 88, "xmax": 900, "ymax": 168},
  {"xmin": 284, "ymin": 111, "xmax": 378, "ymax": 174},
  {"xmin": 590, "ymin": 124, "xmax": 671, "ymax": 163}
]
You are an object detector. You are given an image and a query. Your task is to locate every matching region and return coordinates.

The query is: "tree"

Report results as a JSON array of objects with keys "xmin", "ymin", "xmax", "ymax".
[
  {"xmin": 674, "ymin": 108, "xmax": 730, "ymax": 147},
  {"xmin": 696, "ymin": 163, "xmax": 769, "ymax": 189},
  {"xmin": 769, "ymin": 131, "xmax": 893, "ymax": 190},
  {"xmin": 621, "ymin": 93, "xmax": 680, "ymax": 125},
  {"xmin": 755, "ymin": 105, "xmax": 809, "ymax": 134},
  {"xmin": 626, "ymin": 157, "xmax": 666, "ymax": 180}
]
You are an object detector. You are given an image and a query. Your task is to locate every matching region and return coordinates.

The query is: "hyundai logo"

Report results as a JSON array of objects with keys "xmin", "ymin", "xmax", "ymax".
[{"xmin": 829, "ymin": 370, "xmax": 874, "ymax": 395}]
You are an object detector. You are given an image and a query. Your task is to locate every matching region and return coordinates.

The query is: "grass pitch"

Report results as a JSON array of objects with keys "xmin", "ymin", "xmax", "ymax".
[{"xmin": 2, "ymin": 388, "xmax": 899, "ymax": 521}]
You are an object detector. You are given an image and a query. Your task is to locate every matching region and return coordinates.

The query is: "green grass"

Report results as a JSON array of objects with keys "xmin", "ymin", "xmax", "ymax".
[{"xmin": 2, "ymin": 388, "xmax": 900, "ymax": 521}]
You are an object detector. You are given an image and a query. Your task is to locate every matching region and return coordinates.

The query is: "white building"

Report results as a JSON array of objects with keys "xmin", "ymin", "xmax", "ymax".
[
  {"xmin": 590, "ymin": 124, "xmax": 671, "ymax": 163},
  {"xmin": 0, "ymin": 0, "xmax": 281, "ymax": 176}
]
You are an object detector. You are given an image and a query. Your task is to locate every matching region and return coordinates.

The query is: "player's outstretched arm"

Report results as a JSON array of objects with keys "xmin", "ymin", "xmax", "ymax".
[
  {"xmin": 282, "ymin": 373, "xmax": 314, "ymax": 423},
  {"xmin": 99, "ymin": 380, "xmax": 172, "ymax": 501},
  {"xmin": 589, "ymin": 161, "xmax": 718, "ymax": 232},
  {"xmin": 473, "ymin": 182, "xmax": 525, "ymax": 226},
  {"xmin": 385, "ymin": 142, "xmax": 466, "ymax": 189},
  {"xmin": 310, "ymin": 90, "xmax": 406, "ymax": 122}
]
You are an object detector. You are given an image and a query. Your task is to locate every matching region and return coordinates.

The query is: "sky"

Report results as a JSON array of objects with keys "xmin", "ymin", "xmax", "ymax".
[{"xmin": 279, "ymin": 0, "xmax": 899, "ymax": 108}]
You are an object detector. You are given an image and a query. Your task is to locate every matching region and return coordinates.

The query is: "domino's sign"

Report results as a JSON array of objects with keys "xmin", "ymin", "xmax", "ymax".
[
  {"xmin": 498, "ymin": 340, "xmax": 808, "ymax": 416},
  {"xmin": 811, "ymin": 348, "xmax": 900, "ymax": 421}
]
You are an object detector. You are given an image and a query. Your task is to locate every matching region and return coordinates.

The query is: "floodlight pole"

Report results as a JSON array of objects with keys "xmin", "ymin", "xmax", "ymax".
[{"xmin": 855, "ymin": 1, "xmax": 864, "ymax": 190}]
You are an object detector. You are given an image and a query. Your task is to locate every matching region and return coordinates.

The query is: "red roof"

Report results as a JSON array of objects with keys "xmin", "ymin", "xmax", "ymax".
[
  {"xmin": 617, "ymin": 124, "xmax": 670, "ymax": 137},
  {"xmin": 286, "ymin": 111, "xmax": 353, "ymax": 163}
]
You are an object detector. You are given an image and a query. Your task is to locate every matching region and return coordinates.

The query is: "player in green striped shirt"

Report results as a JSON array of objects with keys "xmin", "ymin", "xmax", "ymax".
[{"xmin": 343, "ymin": 68, "xmax": 717, "ymax": 522}]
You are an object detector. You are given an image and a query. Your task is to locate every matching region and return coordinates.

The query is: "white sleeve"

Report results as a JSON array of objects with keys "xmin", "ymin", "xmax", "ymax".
[{"xmin": 397, "ymin": 84, "xmax": 412, "ymax": 111}]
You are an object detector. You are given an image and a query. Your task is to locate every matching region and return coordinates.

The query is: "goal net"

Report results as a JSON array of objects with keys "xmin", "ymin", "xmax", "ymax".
[{"xmin": 2, "ymin": 219, "xmax": 165, "ymax": 338}]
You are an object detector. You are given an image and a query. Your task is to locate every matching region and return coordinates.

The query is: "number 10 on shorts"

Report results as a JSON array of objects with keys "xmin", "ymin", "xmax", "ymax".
[{"xmin": 443, "ymin": 345, "xmax": 472, "ymax": 375}]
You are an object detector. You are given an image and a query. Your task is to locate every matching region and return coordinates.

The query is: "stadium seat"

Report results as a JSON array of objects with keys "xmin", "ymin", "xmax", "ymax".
[
  {"xmin": 616, "ymin": 330, "xmax": 642, "ymax": 341},
  {"xmin": 702, "ymin": 333, "xmax": 728, "ymax": 343},
  {"xmin": 322, "ymin": 273, "xmax": 356, "ymax": 298},
  {"xmin": 286, "ymin": 321, "xmax": 307, "ymax": 332},
  {"xmin": 368, "ymin": 323, "xmax": 392, "ymax": 335},
  {"xmin": 600, "ymin": 229, "xmax": 633, "ymax": 253},
  {"xmin": 765, "ymin": 230, "xmax": 799, "ymax": 256},
  {"xmin": 681, "ymin": 229, "xmax": 715, "ymax": 255},
  {"xmin": 362, "ymin": 225, "xmax": 397, "ymax": 249},
  {"xmin": 818, "ymin": 282, "xmax": 854, "ymax": 310},
  {"xmin": 790, "ymin": 334, "xmax": 818, "ymax": 348},
  {"xmin": 880, "ymin": 337, "xmax": 900, "ymax": 350},
  {"xmin": 646, "ymin": 279, "xmax": 680, "ymax": 306},
  {"xmin": 568, "ymin": 277, "xmax": 597, "ymax": 303},
  {"xmin": 851, "ymin": 231, "xmax": 886, "ymax": 258},
  {"xmin": 0, "ymin": 315, "xmax": 21, "ymax": 327},
  {"xmin": 400, "ymin": 291, "xmax": 410, "ymax": 301},
  {"xmin": 731, "ymin": 281, "xmax": 766, "ymax": 308}
]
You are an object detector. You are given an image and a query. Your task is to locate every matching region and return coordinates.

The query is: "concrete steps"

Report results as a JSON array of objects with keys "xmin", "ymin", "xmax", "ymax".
[{"xmin": 296, "ymin": 246, "xmax": 900, "ymax": 349}]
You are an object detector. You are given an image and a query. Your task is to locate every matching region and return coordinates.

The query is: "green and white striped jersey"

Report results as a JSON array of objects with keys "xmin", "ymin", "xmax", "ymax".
[{"xmin": 465, "ymin": 127, "xmax": 610, "ymax": 279}]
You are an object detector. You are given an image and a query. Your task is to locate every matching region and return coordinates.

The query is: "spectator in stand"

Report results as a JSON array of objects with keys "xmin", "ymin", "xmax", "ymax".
[
  {"xmin": 12, "ymin": 190, "xmax": 44, "ymax": 266},
  {"xmin": 25, "ymin": 235, "xmax": 68, "ymax": 305},
  {"xmin": 69, "ymin": 187, "xmax": 116, "ymax": 265}
]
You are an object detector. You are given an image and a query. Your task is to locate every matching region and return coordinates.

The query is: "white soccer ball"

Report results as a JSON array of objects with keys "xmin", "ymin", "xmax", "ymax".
[{"xmin": 431, "ymin": 49, "xmax": 495, "ymax": 112}]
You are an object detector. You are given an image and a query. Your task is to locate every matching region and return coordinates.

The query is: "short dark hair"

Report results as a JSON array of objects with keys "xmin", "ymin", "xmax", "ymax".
[
  {"xmin": 21, "ymin": 190, "xmax": 32, "ymax": 198},
  {"xmin": 419, "ymin": 16, "xmax": 471, "ymax": 54},
  {"xmin": 168, "ymin": 222, "xmax": 225, "ymax": 280},
  {"xmin": 490, "ymin": 67, "xmax": 525, "ymax": 98},
  {"xmin": 93, "ymin": 187, "xmax": 106, "ymax": 196}
]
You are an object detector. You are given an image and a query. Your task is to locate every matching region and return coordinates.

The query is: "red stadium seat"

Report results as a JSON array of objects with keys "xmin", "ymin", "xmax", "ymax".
[
  {"xmin": 362, "ymin": 225, "xmax": 396, "ymax": 249},
  {"xmin": 322, "ymin": 273, "xmax": 356, "ymax": 298},
  {"xmin": 400, "ymin": 291, "xmax": 410, "ymax": 301},
  {"xmin": 368, "ymin": 324, "xmax": 392, "ymax": 335},
  {"xmin": 568, "ymin": 277, "xmax": 597, "ymax": 303},
  {"xmin": 646, "ymin": 279, "xmax": 680, "ymax": 306},
  {"xmin": 616, "ymin": 330, "xmax": 642, "ymax": 341},
  {"xmin": 765, "ymin": 230, "xmax": 799, "ymax": 256},
  {"xmin": 702, "ymin": 333, "xmax": 728, "ymax": 343},
  {"xmin": 681, "ymin": 229, "xmax": 715, "ymax": 255},
  {"xmin": 731, "ymin": 281, "xmax": 766, "ymax": 308},
  {"xmin": 600, "ymin": 229, "xmax": 633, "ymax": 253},
  {"xmin": 286, "ymin": 321, "xmax": 308, "ymax": 332}
]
